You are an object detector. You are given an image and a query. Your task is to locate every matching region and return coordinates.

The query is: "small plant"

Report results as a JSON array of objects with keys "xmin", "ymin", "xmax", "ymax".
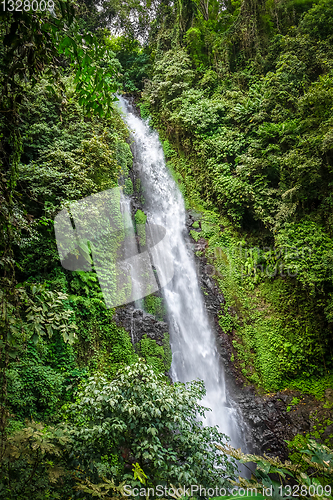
[
  {"xmin": 287, "ymin": 397, "xmax": 301, "ymax": 412},
  {"xmin": 134, "ymin": 209, "xmax": 147, "ymax": 246},
  {"xmin": 123, "ymin": 178, "xmax": 133, "ymax": 195}
]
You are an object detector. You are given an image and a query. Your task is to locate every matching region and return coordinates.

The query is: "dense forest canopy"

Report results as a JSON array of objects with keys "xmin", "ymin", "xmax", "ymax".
[{"xmin": 1, "ymin": 0, "xmax": 333, "ymax": 498}]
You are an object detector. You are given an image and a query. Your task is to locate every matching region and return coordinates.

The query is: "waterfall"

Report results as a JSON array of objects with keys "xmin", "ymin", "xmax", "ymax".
[{"xmin": 117, "ymin": 96, "xmax": 248, "ymax": 451}]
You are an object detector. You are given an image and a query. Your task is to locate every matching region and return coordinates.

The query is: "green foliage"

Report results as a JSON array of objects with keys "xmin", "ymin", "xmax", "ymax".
[
  {"xmin": 190, "ymin": 229, "xmax": 201, "ymax": 241},
  {"xmin": 137, "ymin": 334, "xmax": 172, "ymax": 373},
  {"xmin": 220, "ymin": 437, "xmax": 333, "ymax": 500},
  {"xmin": 286, "ymin": 397, "xmax": 301, "ymax": 412},
  {"xmin": 68, "ymin": 274, "xmax": 137, "ymax": 375},
  {"xmin": 139, "ymin": 103, "xmax": 151, "ymax": 120},
  {"xmin": 117, "ymin": 140, "xmax": 133, "ymax": 175},
  {"xmin": 17, "ymin": 79, "xmax": 127, "ymax": 207},
  {"xmin": 162, "ymin": 139, "xmax": 177, "ymax": 158},
  {"xmin": 68, "ymin": 360, "xmax": 237, "ymax": 489},
  {"xmin": 0, "ymin": 3, "xmax": 76, "ymax": 95},
  {"xmin": 287, "ymin": 375, "xmax": 333, "ymax": 400},
  {"xmin": 275, "ymin": 221, "xmax": 333, "ymax": 294},
  {"xmin": 300, "ymin": 0, "xmax": 333, "ymax": 41},
  {"xmin": 7, "ymin": 363, "xmax": 65, "ymax": 421},
  {"xmin": 67, "ymin": 39, "xmax": 121, "ymax": 118},
  {"xmin": 134, "ymin": 209, "xmax": 147, "ymax": 225},
  {"xmin": 218, "ymin": 312, "xmax": 236, "ymax": 334},
  {"xmin": 132, "ymin": 462, "xmax": 148, "ymax": 484},
  {"xmin": 0, "ymin": 3, "xmax": 120, "ymax": 197},
  {"xmin": 144, "ymin": 294, "xmax": 165, "ymax": 320},
  {"xmin": 1, "ymin": 281, "xmax": 77, "ymax": 351},
  {"xmin": 24, "ymin": 284, "xmax": 77, "ymax": 344},
  {"xmin": 123, "ymin": 178, "xmax": 134, "ymax": 195},
  {"xmin": 1, "ymin": 422, "xmax": 71, "ymax": 499},
  {"xmin": 143, "ymin": 49, "xmax": 195, "ymax": 127},
  {"xmin": 0, "ymin": 16, "xmax": 142, "ymax": 494},
  {"xmin": 74, "ymin": 476, "xmax": 130, "ymax": 500},
  {"xmin": 107, "ymin": 35, "xmax": 151, "ymax": 92},
  {"xmin": 162, "ymin": 333, "xmax": 173, "ymax": 374},
  {"xmin": 134, "ymin": 209, "xmax": 147, "ymax": 247}
]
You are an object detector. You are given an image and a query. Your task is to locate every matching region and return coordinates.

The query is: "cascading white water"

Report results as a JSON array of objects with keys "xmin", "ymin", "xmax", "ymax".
[{"xmin": 117, "ymin": 96, "xmax": 247, "ymax": 450}]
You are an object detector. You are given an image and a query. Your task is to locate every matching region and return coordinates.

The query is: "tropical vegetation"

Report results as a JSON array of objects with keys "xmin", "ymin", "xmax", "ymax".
[{"xmin": 1, "ymin": 0, "xmax": 333, "ymax": 498}]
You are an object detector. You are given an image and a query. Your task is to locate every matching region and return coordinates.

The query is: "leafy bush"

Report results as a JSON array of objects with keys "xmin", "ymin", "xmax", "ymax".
[
  {"xmin": 1, "ymin": 423, "xmax": 72, "ymax": 500},
  {"xmin": 7, "ymin": 363, "xmax": 65, "ymax": 420},
  {"xmin": 68, "ymin": 361, "xmax": 237, "ymax": 489}
]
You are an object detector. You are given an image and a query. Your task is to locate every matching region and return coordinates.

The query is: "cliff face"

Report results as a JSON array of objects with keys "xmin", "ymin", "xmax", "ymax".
[
  {"xmin": 113, "ymin": 307, "xmax": 168, "ymax": 347},
  {"xmin": 188, "ymin": 208, "xmax": 333, "ymax": 458}
]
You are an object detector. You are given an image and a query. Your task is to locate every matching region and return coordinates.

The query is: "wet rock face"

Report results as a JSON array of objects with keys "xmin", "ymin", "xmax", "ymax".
[
  {"xmin": 113, "ymin": 306, "xmax": 168, "ymax": 346},
  {"xmin": 237, "ymin": 394, "xmax": 294, "ymax": 458},
  {"xmin": 241, "ymin": 391, "xmax": 333, "ymax": 458}
]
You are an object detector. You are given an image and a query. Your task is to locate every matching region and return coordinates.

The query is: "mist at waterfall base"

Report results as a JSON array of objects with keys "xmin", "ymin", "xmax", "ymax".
[{"xmin": 116, "ymin": 96, "xmax": 249, "ymax": 458}]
